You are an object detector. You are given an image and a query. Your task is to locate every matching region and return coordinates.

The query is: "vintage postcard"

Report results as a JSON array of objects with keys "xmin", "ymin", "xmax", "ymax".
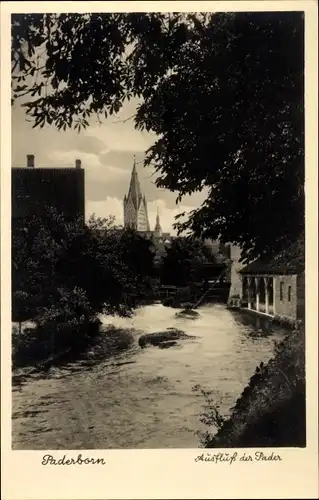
[{"xmin": 1, "ymin": 1, "xmax": 318, "ymax": 499}]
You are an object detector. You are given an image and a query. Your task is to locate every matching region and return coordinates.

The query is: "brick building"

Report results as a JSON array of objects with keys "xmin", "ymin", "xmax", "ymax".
[
  {"xmin": 12, "ymin": 155, "xmax": 85, "ymax": 225},
  {"xmin": 239, "ymin": 236, "xmax": 305, "ymax": 324}
]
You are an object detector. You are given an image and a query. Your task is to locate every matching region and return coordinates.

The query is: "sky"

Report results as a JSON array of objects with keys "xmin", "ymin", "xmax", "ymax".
[{"xmin": 11, "ymin": 97, "xmax": 208, "ymax": 234}]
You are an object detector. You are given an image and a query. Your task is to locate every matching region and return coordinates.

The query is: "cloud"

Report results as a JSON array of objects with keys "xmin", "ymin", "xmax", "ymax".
[
  {"xmin": 87, "ymin": 120, "xmax": 155, "ymax": 154},
  {"xmin": 12, "ymin": 96, "xmax": 209, "ymax": 212},
  {"xmin": 50, "ymin": 150, "xmax": 127, "ymax": 181},
  {"xmin": 86, "ymin": 197, "xmax": 123, "ymax": 224},
  {"xmin": 147, "ymin": 199, "xmax": 195, "ymax": 234},
  {"xmin": 85, "ymin": 97, "xmax": 156, "ymax": 153},
  {"xmin": 12, "ymin": 105, "xmax": 108, "ymax": 167},
  {"xmin": 12, "ymin": 98, "xmax": 155, "ymax": 168}
]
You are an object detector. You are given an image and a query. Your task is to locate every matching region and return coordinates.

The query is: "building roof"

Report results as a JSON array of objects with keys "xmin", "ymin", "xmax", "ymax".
[
  {"xmin": 125, "ymin": 158, "xmax": 143, "ymax": 210},
  {"xmin": 154, "ymin": 207, "xmax": 162, "ymax": 235},
  {"xmin": 240, "ymin": 235, "xmax": 305, "ymax": 275}
]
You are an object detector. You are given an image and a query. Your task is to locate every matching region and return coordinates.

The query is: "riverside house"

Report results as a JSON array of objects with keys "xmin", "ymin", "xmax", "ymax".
[{"xmin": 239, "ymin": 236, "xmax": 305, "ymax": 325}]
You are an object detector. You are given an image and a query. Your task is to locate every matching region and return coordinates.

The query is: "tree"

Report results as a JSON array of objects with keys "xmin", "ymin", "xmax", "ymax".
[
  {"xmin": 12, "ymin": 210, "xmax": 158, "ymax": 365},
  {"xmin": 117, "ymin": 227, "xmax": 156, "ymax": 298},
  {"xmin": 160, "ymin": 237, "xmax": 214, "ymax": 286},
  {"xmin": 12, "ymin": 291, "xmax": 30, "ymax": 334},
  {"xmin": 12, "ymin": 209, "xmax": 155, "ymax": 326},
  {"xmin": 11, "ymin": 12, "xmax": 304, "ymax": 261}
]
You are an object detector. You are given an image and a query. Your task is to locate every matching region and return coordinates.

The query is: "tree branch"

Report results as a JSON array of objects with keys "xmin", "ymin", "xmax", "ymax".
[{"xmin": 112, "ymin": 113, "xmax": 136, "ymax": 124}]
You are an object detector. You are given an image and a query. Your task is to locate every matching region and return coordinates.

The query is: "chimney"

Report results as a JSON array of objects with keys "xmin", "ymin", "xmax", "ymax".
[
  {"xmin": 75, "ymin": 159, "xmax": 81, "ymax": 169},
  {"xmin": 27, "ymin": 154, "xmax": 35, "ymax": 168}
]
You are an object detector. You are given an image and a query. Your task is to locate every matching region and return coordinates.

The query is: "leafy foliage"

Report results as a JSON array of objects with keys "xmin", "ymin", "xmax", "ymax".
[
  {"xmin": 116, "ymin": 227, "xmax": 156, "ymax": 298},
  {"xmin": 160, "ymin": 236, "xmax": 214, "ymax": 286},
  {"xmin": 240, "ymin": 231, "xmax": 305, "ymax": 274},
  {"xmin": 12, "ymin": 12, "xmax": 304, "ymax": 261},
  {"xmin": 192, "ymin": 384, "xmax": 226, "ymax": 447},
  {"xmin": 12, "ymin": 208, "xmax": 156, "ymax": 325},
  {"xmin": 12, "ymin": 291, "xmax": 30, "ymax": 334}
]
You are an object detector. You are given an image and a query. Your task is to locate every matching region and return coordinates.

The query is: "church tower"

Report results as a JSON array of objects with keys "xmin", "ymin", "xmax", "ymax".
[
  {"xmin": 154, "ymin": 207, "xmax": 162, "ymax": 238},
  {"xmin": 123, "ymin": 157, "xmax": 150, "ymax": 232}
]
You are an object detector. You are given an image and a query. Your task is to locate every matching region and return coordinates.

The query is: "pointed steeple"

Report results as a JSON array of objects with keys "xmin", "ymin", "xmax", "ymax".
[
  {"xmin": 127, "ymin": 155, "xmax": 142, "ymax": 209},
  {"xmin": 123, "ymin": 156, "xmax": 150, "ymax": 232},
  {"xmin": 154, "ymin": 205, "xmax": 162, "ymax": 237},
  {"xmin": 156, "ymin": 206, "xmax": 160, "ymax": 225}
]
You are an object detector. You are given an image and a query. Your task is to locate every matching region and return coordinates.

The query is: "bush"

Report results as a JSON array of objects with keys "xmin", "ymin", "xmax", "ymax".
[
  {"xmin": 12, "ymin": 211, "xmax": 157, "ymax": 366},
  {"xmin": 12, "ymin": 316, "xmax": 100, "ymax": 369},
  {"xmin": 160, "ymin": 237, "xmax": 217, "ymax": 286},
  {"xmin": 192, "ymin": 385, "xmax": 226, "ymax": 447},
  {"xmin": 162, "ymin": 297, "xmax": 182, "ymax": 308}
]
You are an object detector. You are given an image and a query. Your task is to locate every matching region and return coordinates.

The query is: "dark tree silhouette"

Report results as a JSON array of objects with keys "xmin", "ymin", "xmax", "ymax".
[
  {"xmin": 12, "ymin": 12, "xmax": 304, "ymax": 261},
  {"xmin": 160, "ymin": 237, "xmax": 214, "ymax": 286},
  {"xmin": 12, "ymin": 210, "xmax": 156, "ymax": 324},
  {"xmin": 117, "ymin": 227, "xmax": 156, "ymax": 296}
]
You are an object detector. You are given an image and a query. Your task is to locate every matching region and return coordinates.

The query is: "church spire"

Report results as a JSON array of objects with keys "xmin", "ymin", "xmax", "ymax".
[
  {"xmin": 123, "ymin": 156, "xmax": 150, "ymax": 232},
  {"xmin": 154, "ymin": 205, "xmax": 162, "ymax": 237},
  {"xmin": 156, "ymin": 205, "xmax": 160, "ymax": 224},
  {"xmin": 127, "ymin": 155, "xmax": 142, "ymax": 209}
]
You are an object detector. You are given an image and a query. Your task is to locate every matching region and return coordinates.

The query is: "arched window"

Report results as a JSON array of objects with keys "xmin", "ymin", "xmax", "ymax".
[
  {"xmin": 280, "ymin": 281, "xmax": 284, "ymax": 301},
  {"xmin": 288, "ymin": 286, "xmax": 292, "ymax": 302}
]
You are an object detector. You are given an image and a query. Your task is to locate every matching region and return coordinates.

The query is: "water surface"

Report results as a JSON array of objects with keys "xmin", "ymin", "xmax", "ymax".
[{"xmin": 12, "ymin": 304, "xmax": 286, "ymax": 449}]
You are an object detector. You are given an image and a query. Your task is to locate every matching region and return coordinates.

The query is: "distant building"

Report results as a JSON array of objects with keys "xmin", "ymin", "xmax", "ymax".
[
  {"xmin": 122, "ymin": 159, "xmax": 233, "ymax": 272},
  {"xmin": 239, "ymin": 236, "xmax": 305, "ymax": 324},
  {"xmin": 123, "ymin": 158, "xmax": 172, "ymax": 242},
  {"xmin": 12, "ymin": 154, "xmax": 85, "ymax": 225},
  {"xmin": 203, "ymin": 239, "xmax": 220, "ymax": 255},
  {"xmin": 154, "ymin": 207, "xmax": 162, "ymax": 238},
  {"xmin": 123, "ymin": 158, "xmax": 150, "ymax": 232}
]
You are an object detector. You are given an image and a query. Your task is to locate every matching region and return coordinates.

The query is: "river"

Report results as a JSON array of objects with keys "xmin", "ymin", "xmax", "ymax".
[{"xmin": 12, "ymin": 303, "xmax": 287, "ymax": 449}]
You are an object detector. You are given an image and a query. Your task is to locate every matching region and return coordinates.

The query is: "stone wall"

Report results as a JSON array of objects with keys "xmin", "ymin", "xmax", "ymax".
[
  {"xmin": 296, "ymin": 271, "xmax": 305, "ymax": 321},
  {"xmin": 274, "ymin": 274, "xmax": 297, "ymax": 321},
  {"xmin": 228, "ymin": 244, "xmax": 244, "ymax": 299}
]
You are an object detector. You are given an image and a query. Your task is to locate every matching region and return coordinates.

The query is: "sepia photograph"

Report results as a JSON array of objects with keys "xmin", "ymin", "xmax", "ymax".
[{"xmin": 10, "ymin": 8, "xmax": 307, "ymax": 455}]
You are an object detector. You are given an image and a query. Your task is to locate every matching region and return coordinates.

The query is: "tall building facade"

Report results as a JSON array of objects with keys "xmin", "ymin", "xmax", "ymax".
[{"xmin": 12, "ymin": 154, "xmax": 85, "ymax": 225}]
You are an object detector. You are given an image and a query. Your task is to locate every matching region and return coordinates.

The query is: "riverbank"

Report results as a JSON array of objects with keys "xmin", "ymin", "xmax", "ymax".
[
  {"xmin": 227, "ymin": 301, "xmax": 299, "ymax": 329},
  {"xmin": 12, "ymin": 322, "xmax": 136, "ymax": 385},
  {"xmin": 202, "ymin": 325, "xmax": 305, "ymax": 447}
]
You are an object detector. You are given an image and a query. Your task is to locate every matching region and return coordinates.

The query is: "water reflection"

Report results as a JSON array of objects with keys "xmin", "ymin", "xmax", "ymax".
[{"xmin": 12, "ymin": 304, "xmax": 287, "ymax": 449}]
